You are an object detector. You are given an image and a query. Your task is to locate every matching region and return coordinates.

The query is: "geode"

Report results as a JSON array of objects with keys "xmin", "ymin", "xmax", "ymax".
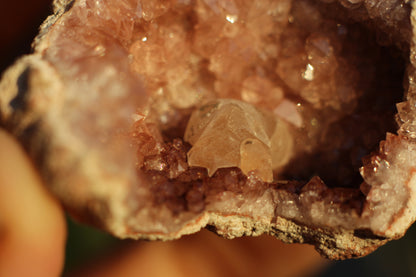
[{"xmin": 1, "ymin": 0, "xmax": 416, "ymax": 259}]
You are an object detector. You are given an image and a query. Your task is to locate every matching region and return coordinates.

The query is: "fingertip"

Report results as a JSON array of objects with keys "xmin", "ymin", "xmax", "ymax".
[{"xmin": 0, "ymin": 130, "xmax": 67, "ymax": 277}]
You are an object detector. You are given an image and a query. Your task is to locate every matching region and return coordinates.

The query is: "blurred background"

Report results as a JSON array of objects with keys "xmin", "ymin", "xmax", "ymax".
[{"xmin": 1, "ymin": 1, "xmax": 416, "ymax": 276}]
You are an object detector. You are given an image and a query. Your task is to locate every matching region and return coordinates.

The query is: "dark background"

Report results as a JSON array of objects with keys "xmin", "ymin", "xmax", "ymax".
[{"xmin": 1, "ymin": 1, "xmax": 415, "ymax": 276}]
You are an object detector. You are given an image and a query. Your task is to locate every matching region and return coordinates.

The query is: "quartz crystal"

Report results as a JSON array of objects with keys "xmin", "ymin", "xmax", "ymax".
[{"xmin": 1, "ymin": 0, "xmax": 415, "ymax": 260}]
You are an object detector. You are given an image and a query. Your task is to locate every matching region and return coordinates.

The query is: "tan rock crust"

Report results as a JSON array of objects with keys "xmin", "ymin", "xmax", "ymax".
[{"xmin": 1, "ymin": 0, "xmax": 416, "ymax": 259}]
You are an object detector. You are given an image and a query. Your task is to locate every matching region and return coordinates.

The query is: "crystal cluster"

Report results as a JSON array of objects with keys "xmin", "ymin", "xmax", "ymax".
[
  {"xmin": 44, "ymin": 0, "xmax": 402, "ymax": 183},
  {"xmin": 39, "ymin": 0, "xmax": 407, "ymax": 220}
]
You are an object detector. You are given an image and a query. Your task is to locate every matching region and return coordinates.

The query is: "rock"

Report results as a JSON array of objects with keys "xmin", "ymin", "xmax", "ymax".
[{"xmin": 0, "ymin": 0, "xmax": 415, "ymax": 259}]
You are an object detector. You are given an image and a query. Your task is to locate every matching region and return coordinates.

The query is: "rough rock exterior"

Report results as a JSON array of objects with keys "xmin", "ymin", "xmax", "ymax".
[{"xmin": 1, "ymin": 0, "xmax": 416, "ymax": 259}]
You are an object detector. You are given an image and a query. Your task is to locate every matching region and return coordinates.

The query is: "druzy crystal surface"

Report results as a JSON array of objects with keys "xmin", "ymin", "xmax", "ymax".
[
  {"xmin": 42, "ymin": 0, "xmax": 408, "ymax": 232},
  {"xmin": 3, "ymin": 0, "xmax": 416, "ymax": 259},
  {"xmin": 43, "ymin": 0, "xmax": 404, "ymax": 188}
]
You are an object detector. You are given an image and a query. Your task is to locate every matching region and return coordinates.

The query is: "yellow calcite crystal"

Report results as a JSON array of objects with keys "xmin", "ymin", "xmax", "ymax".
[{"xmin": 184, "ymin": 99, "xmax": 293, "ymax": 182}]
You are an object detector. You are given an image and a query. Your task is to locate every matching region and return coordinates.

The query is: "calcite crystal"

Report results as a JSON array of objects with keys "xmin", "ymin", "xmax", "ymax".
[
  {"xmin": 184, "ymin": 99, "xmax": 293, "ymax": 182},
  {"xmin": 0, "ymin": 0, "xmax": 415, "ymax": 259}
]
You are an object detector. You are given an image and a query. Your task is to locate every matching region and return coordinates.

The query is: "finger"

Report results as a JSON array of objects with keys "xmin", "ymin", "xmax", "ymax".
[
  {"xmin": 0, "ymin": 130, "xmax": 67, "ymax": 277},
  {"xmin": 70, "ymin": 229, "xmax": 327, "ymax": 277}
]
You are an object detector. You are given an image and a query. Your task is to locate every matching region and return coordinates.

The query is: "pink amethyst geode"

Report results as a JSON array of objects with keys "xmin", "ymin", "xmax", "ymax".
[{"xmin": 1, "ymin": 0, "xmax": 416, "ymax": 259}]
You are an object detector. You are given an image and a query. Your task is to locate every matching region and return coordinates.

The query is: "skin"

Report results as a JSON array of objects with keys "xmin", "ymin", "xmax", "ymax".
[
  {"xmin": 0, "ymin": 128, "xmax": 327, "ymax": 277},
  {"xmin": 69, "ymin": 230, "xmax": 328, "ymax": 277},
  {"xmin": 0, "ymin": 130, "xmax": 66, "ymax": 276}
]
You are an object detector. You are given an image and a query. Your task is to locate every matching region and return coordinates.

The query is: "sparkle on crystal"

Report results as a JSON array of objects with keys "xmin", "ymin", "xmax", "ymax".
[
  {"xmin": 226, "ymin": 14, "xmax": 238, "ymax": 24},
  {"xmin": 303, "ymin": 63, "xmax": 315, "ymax": 81}
]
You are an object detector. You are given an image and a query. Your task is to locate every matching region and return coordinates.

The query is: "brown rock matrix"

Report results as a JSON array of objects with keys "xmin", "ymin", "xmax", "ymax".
[{"xmin": 1, "ymin": 0, "xmax": 416, "ymax": 259}]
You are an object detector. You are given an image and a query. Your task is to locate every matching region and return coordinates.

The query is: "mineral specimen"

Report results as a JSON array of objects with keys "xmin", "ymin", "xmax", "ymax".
[
  {"xmin": 0, "ymin": 0, "xmax": 415, "ymax": 259},
  {"xmin": 184, "ymin": 99, "xmax": 293, "ymax": 182}
]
